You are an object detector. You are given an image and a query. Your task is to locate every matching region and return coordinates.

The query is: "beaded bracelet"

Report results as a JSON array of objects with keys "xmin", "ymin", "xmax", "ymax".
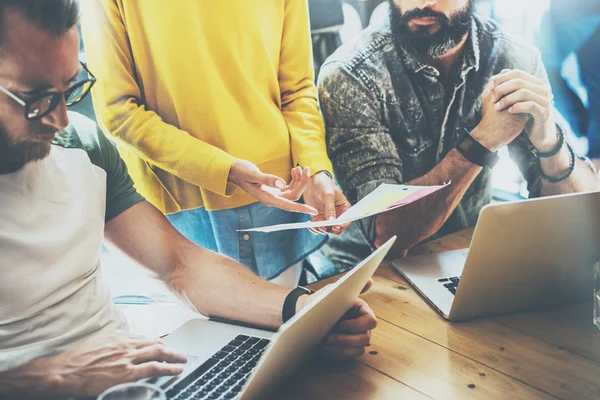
[{"xmin": 537, "ymin": 141, "xmax": 575, "ymax": 183}]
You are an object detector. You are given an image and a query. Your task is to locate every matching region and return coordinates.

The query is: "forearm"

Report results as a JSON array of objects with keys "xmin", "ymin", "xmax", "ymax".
[
  {"xmin": 539, "ymin": 145, "xmax": 598, "ymax": 196},
  {"xmin": 97, "ymin": 103, "xmax": 236, "ymax": 195},
  {"xmin": 374, "ymin": 150, "xmax": 482, "ymax": 254},
  {"xmin": 0, "ymin": 358, "xmax": 63, "ymax": 399},
  {"xmin": 105, "ymin": 202, "xmax": 291, "ymax": 330},
  {"xmin": 164, "ymin": 241, "xmax": 289, "ymax": 330}
]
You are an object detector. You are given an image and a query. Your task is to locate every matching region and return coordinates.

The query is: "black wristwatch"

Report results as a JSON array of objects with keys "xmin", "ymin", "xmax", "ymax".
[
  {"xmin": 282, "ymin": 286, "xmax": 313, "ymax": 323},
  {"xmin": 454, "ymin": 129, "xmax": 500, "ymax": 169}
]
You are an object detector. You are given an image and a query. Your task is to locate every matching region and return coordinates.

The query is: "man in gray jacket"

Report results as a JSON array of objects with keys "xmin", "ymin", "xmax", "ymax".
[{"xmin": 319, "ymin": 0, "xmax": 598, "ymax": 267}]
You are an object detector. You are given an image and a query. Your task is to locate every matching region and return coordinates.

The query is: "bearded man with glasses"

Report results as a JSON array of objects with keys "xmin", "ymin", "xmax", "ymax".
[
  {"xmin": 0, "ymin": 1, "xmax": 376, "ymax": 398},
  {"xmin": 0, "ymin": 58, "xmax": 95, "ymax": 171}
]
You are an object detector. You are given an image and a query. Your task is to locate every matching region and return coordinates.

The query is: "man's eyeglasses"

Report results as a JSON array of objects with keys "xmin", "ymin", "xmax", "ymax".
[{"xmin": 0, "ymin": 62, "xmax": 96, "ymax": 121}]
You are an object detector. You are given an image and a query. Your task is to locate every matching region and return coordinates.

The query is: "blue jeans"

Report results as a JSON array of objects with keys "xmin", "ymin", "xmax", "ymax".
[{"xmin": 166, "ymin": 203, "xmax": 327, "ymax": 280}]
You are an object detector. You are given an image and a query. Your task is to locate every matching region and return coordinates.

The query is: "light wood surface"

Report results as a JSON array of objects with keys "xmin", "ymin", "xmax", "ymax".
[{"xmin": 271, "ymin": 228, "xmax": 600, "ymax": 400}]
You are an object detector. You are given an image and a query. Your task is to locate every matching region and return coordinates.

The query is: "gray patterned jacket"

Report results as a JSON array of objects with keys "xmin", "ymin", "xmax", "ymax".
[{"xmin": 317, "ymin": 16, "xmax": 587, "ymax": 269}]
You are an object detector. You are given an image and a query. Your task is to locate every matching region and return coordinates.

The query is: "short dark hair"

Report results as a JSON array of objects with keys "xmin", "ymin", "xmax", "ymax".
[{"xmin": 0, "ymin": 0, "xmax": 79, "ymax": 52}]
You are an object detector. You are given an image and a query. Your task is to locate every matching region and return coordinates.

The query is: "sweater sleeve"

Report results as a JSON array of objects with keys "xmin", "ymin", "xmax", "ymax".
[
  {"xmin": 279, "ymin": 0, "xmax": 333, "ymax": 175},
  {"xmin": 81, "ymin": 0, "xmax": 238, "ymax": 197}
]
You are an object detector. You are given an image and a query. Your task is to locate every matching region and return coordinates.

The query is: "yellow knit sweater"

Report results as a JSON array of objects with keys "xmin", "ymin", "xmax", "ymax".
[{"xmin": 81, "ymin": 0, "xmax": 332, "ymax": 213}]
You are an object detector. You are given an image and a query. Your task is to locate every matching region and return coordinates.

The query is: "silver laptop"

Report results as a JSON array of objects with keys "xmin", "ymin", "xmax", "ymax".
[
  {"xmin": 392, "ymin": 191, "xmax": 600, "ymax": 322},
  {"xmin": 151, "ymin": 236, "xmax": 396, "ymax": 400}
]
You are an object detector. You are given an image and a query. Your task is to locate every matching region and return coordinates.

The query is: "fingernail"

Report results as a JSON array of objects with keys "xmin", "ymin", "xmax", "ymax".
[
  {"xmin": 495, "ymin": 103, "xmax": 501, "ymax": 110},
  {"xmin": 509, "ymin": 106, "xmax": 514, "ymax": 113},
  {"xmin": 275, "ymin": 180, "xmax": 284, "ymax": 189},
  {"xmin": 491, "ymin": 93, "xmax": 495, "ymax": 102},
  {"xmin": 328, "ymin": 216, "xmax": 336, "ymax": 221}
]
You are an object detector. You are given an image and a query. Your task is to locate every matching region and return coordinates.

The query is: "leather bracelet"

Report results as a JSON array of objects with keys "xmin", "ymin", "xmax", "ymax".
[
  {"xmin": 282, "ymin": 286, "xmax": 313, "ymax": 323},
  {"xmin": 538, "ymin": 141, "xmax": 575, "ymax": 183},
  {"xmin": 535, "ymin": 124, "xmax": 565, "ymax": 158}
]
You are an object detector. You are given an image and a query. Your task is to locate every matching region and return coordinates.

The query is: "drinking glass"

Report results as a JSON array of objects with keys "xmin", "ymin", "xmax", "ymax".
[{"xmin": 97, "ymin": 382, "xmax": 166, "ymax": 400}]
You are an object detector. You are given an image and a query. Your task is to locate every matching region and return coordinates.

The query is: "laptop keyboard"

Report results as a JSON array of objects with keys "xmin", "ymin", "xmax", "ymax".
[
  {"xmin": 166, "ymin": 334, "xmax": 270, "ymax": 400},
  {"xmin": 438, "ymin": 276, "xmax": 461, "ymax": 295}
]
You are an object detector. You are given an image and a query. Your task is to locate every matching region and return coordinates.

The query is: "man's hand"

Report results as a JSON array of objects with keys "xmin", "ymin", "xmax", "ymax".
[
  {"xmin": 228, "ymin": 160, "xmax": 317, "ymax": 215},
  {"xmin": 490, "ymin": 69, "xmax": 558, "ymax": 153},
  {"xmin": 298, "ymin": 280, "xmax": 377, "ymax": 359},
  {"xmin": 471, "ymin": 78, "xmax": 529, "ymax": 152},
  {"xmin": 302, "ymin": 171, "xmax": 352, "ymax": 235},
  {"xmin": 323, "ymin": 297, "xmax": 377, "ymax": 358},
  {"xmin": 33, "ymin": 330, "xmax": 187, "ymax": 398}
]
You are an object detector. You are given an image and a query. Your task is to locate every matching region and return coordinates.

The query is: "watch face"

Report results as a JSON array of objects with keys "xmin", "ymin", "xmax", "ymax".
[
  {"xmin": 459, "ymin": 136, "xmax": 475, "ymax": 153},
  {"xmin": 456, "ymin": 131, "xmax": 498, "ymax": 168}
]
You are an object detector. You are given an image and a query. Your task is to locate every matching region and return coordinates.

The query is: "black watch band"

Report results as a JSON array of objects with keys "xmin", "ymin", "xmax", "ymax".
[
  {"xmin": 454, "ymin": 129, "xmax": 500, "ymax": 169},
  {"xmin": 282, "ymin": 286, "xmax": 313, "ymax": 323}
]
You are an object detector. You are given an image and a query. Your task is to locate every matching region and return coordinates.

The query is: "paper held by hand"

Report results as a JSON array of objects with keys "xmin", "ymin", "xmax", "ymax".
[{"xmin": 239, "ymin": 182, "xmax": 449, "ymax": 233}]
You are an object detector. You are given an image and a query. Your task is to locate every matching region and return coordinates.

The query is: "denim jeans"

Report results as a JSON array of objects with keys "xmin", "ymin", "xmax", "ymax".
[{"xmin": 166, "ymin": 202, "xmax": 327, "ymax": 280}]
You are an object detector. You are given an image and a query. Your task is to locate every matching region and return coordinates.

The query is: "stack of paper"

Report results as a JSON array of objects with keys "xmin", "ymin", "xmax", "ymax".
[{"xmin": 240, "ymin": 183, "xmax": 449, "ymax": 233}]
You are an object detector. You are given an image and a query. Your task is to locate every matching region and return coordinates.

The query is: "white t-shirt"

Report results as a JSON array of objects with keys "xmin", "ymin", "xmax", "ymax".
[{"xmin": 0, "ymin": 113, "xmax": 144, "ymax": 371}]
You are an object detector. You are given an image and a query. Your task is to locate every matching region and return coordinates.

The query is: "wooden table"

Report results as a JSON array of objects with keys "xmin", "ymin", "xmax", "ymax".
[{"xmin": 272, "ymin": 228, "xmax": 600, "ymax": 400}]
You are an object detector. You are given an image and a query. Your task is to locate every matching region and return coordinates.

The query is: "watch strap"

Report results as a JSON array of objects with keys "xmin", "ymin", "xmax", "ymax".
[
  {"xmin": 282, "ymin": 286, "xmax": 313, "ymax": 323},
  {"xmin": 454, "ymin": 129, "xmax": 500, "ymax": 169}
]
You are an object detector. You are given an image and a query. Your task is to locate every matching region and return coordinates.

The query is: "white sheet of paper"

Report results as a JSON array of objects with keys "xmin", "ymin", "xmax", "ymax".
[
  {"xmin": 101, "ymin": 248, "xmax": 205, "ymax": 338},
  {"xmin": 239, "ymin": 182, "xmax": 449, "ymax": 233}
]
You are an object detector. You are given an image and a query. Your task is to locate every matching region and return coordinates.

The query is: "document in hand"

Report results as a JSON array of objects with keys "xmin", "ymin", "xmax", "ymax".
[{"xmin": 240, "ymin": 182, "xmax": 449, "ymax": 233}]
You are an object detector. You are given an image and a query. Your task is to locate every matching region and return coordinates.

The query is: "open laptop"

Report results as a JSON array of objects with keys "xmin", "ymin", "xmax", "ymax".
[
  {"xmin": 392, "ymin": 191, "xmax": 600, "ymax": 322},
  {"xmin": 151, "ymin": 236, "xmax": 396, "ymax": 400}
]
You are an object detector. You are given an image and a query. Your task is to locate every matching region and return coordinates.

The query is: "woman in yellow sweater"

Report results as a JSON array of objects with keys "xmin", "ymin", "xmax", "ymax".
[{"xmin": 81, "ymin": 0, "xmax": 350, "ymax": 285}]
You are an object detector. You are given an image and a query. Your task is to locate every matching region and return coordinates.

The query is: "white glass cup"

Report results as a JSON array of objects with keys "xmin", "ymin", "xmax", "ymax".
[{"xmin": 97, "ymin": 382, "xmax": 166, "ymax": 400}]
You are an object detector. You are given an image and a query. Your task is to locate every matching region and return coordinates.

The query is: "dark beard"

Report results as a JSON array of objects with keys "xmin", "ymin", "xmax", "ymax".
[
  {"xmin": 0, "ymin": 130, "xmax": 52, "ymax": 173},
  {"xmin": 389, "ymin": 0, "xmax": 474, "ymax": 58}
]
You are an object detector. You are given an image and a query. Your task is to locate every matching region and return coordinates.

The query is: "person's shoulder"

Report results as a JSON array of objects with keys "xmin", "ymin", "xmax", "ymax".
[
  {"xmin": 319, "ymin": 20, "xmax": 395, "ymax": 97},
  {"xmin": 53, "ymin": 112, "xmax": 99, "ymax": 149},
  {"xmin": 323, "ymin": 19, "xmax": 394, "ymax": 67},
  {"xmin": 475, "ymin": 16, "xmax": 541, "ymax": 73},
  {"xmin": 53, "ymin": 112, "xmax": 114, "ymax": 170}
]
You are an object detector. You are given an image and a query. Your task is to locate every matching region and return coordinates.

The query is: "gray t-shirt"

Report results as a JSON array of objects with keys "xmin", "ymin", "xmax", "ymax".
[{"xmin": 0, "ymin": 112, "xmax": 144, "ymax": 371}]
